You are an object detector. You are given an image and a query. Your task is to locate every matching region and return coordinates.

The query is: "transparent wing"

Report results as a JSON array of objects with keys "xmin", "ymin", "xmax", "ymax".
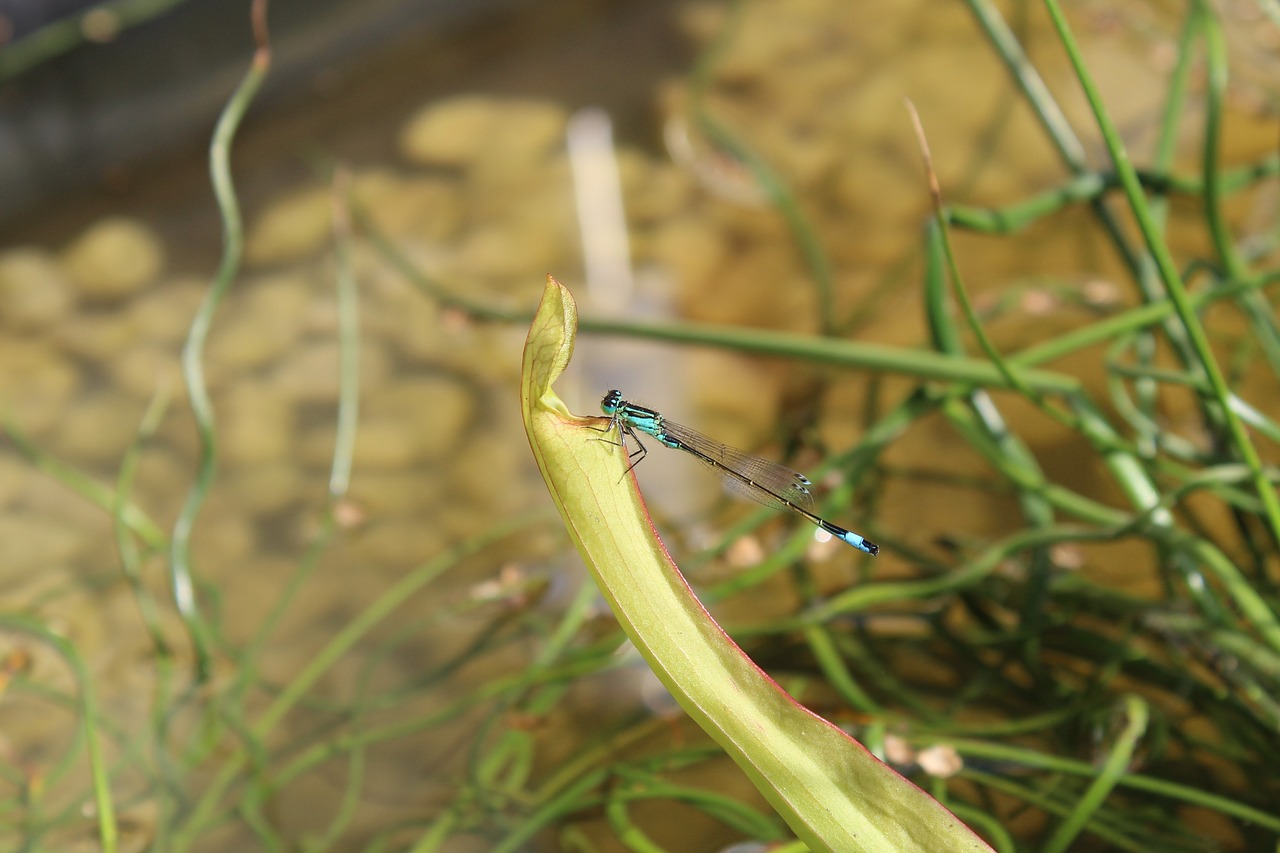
[{"xmin": 660, "ymin": 419, "xmax": 815, "ymax": 511}]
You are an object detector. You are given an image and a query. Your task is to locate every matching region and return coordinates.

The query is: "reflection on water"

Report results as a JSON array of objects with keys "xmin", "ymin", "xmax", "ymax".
[{"xmin": 1, "ymin": 0, "xmax": 1276, "ymax": 849}]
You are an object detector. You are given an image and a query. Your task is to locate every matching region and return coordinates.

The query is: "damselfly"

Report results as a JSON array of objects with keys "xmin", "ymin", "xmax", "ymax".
[{"xmin": 599, "ymin": 390, "xmax": 878, "ymax": 555}]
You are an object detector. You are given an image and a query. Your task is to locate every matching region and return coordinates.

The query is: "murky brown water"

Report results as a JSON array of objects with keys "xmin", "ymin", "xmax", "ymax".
[{"xmin": 1, "ymin": 0, "xmax": 1276, "ymax": 849}]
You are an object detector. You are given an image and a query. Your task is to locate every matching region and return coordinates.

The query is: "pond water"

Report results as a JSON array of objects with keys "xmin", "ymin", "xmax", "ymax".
[{"xmin": 1, "ymin": 0, "xmax": 1276, "ymax": 850}]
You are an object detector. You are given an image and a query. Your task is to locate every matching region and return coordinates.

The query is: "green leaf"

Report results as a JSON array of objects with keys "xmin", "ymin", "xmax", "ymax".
[{"xmin": 520, "ymin": 276, "xmax": 993, "ymax": 852}]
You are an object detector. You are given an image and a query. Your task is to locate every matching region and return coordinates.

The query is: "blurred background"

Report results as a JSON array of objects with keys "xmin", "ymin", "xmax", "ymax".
[{"xmin": 1, "ymin": 0, "xmax": 1278, "ymax": 850}]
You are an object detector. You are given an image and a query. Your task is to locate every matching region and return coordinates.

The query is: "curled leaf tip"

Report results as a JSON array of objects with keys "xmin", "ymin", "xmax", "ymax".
[{"xmin": 521, "ymin": 276, "xmax": 577, "ymax": 418}]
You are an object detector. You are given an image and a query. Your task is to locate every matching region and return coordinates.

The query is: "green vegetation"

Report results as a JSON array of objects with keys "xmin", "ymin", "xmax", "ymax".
[{"xmin": 2, "ymin": 0, "xmax": 1278, "ymax": 850}]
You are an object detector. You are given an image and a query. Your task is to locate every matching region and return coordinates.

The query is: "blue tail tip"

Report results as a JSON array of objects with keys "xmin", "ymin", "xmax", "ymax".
[{"xmin": 834, "ymin": 530, "xmax": 878, "ymax": 556}]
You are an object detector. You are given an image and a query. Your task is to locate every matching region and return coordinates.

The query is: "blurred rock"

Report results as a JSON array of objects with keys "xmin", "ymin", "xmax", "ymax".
[
  {"xmin": 0, "ymin": 247, "xmax": 75, "ymax": 331},
  {"xmin": 0, "ymin": 337, "xmax": 82, "ymax": 434},
  {"xmin": 129, "ymin": 278, "xmax": 209, "ymax": 345},
  {"xmin": 61, "ymin": 217, "xmax": 165, "ymax": 301},
  {"xmin": 55, "ymin": 390, "xmax": 149, "ymax": 463},
  {"xmin": 269, "ymin": 340, "xmax": 394, "ymax": 404},
  {"xmin": 55, "ymin": 308, "xmax": 139, "ymax": 361},
  {"xmin": 219, "ymin": 381, "xmax": 297, "ymax": 467},
  {"xmin": 399, "ymin": 95, "xmax": 568, "ymax": 177},
  {"xmin": 245, "ymin": 185, "xmax": 334, "ymax": 267},
  {"xmin": 352, "ymin": 169, "xmax": 463, "ymax": 244},
  {"xmin": 207, "ymin": 273, "xmax": 315, "ymax": 372}
]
